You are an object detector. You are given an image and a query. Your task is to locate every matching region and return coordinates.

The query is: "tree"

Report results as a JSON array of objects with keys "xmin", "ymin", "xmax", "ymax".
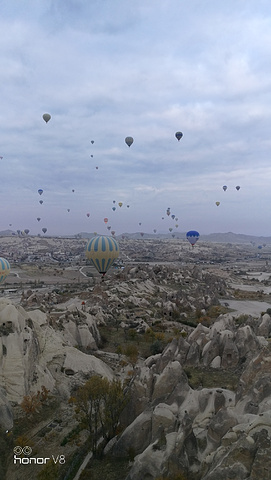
[
  {"xmin": 72, "ymin": 376, "xmax": 129, "ymax": 455},
  {"xmin": 20, "ymin": 386, "xmax": 50, "ymax": 415},
  {"xmin": 37, "ymin": 459, "xmax": 59, "ymax": 480},
  {"xmin": 20, "ymin": 392, "xmax": 42, "ymax": 415}
]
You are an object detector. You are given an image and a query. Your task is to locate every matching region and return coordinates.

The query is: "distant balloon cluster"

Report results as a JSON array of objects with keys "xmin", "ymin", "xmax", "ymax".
[
  {"xmin": 0, "ymin": 109, "xmax": 249, "ymax": 279},
  {"xmin": 215, "ymin": 185, "xmax": 241, "ymax": 207}
]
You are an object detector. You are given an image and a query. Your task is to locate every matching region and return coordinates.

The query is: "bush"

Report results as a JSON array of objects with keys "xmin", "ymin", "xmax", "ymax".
[{"xmin": 150, "ymin": 339, "xmax": 164, "ymax": 355}]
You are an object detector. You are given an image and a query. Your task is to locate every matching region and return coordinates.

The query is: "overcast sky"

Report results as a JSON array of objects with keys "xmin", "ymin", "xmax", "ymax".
[{"xmin": 1, "ymin": 0, "xmax": 271, "ymax": 237}]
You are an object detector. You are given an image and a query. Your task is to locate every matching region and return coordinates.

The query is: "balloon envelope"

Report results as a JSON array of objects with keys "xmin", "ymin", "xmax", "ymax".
[
  {"xmin": 186, "ymin": 230, "xmax": 200, "ymax": 246},
  {"xmin": 125, "ymin": 136, "xmax": 134, "ymax": 147},
  {"xmin": 0, "ymin": 258, "xmax": 10, "ymax": 284},
  {"xmin": 175, "ymin": 132, "xmax": 183, "ymax": 141},
  {"xmin": 38, "ymin": 189, "xmax": 43, "ymax": 195},
  {"xmin": 42, "ymin": 113, "xmax": 51, "ymax": 123},
  {"xmin": 86, "ymin": 235, "xmax": 119, "ymax": 275},
  {"xmin": 223, "ymin": 185, "xmax": 227, "ymax": 191},
  {"xmin": 215, "ymin": 201, "xmax": 220, "ymax": 206},
  {"xmin": 236, "ymin": 186, "xmax": 241, "ymax": 191}
]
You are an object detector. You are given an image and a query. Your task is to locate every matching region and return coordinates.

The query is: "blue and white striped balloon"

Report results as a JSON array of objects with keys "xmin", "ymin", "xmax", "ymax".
[
  {"xmin": 86, "ymin": 235, "xmax": 119, "ymax": 275},
  {"xmin": 0, "ymin": 258, "xmax": 10, "ymax": 284}
]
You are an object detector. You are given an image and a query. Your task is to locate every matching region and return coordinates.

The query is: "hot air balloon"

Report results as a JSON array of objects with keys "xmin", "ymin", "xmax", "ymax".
[
  {"xmin": 39, "ymin": 200, "xmax": 43, "ymax": 205},
  {"xmin": 37, "ymin": 217, "xmax": 41, "ymax": 222},
  {"xmin": 107, "ymin": 226, "xmax": 111, "ymax": 231},
  {"xmin": 125, "ymin": 136, "xmax": 134, "ymax": 147},
  {"xmin": 140, "ymin": 232, "xmax": 144, "ymax": 237},
  {"xmin": 111, "ymin": 231, "xmax": 115, "ymax": 236},
  {"xmin": 104, "ymin": 218, "xmax": 108, "ymax": 224},
  {"xmin": 42, "ymin": 228, "xmax": 47, "ymax": 234},
  {"xmin": 215, "ymin": 201, "xmax": 220, "ymax": 206},
  {"xmin": 0, "ymin": 258, "xmax": 10, "ymax": 284},
  {"xmin": 186, "ymin": 230, "xmax": 200, "ymax": 246},
  {"xmin": 153, "ymin": 229, "xmax": 157, "ymax": 233},
  {"xmin": 171, "ymin": 214, "xmax": 175, "ymax": 220},
  {"xmin": 85, "ymin": 235, "xmax": 119, "ymax": 276},
  {"xmin": 118, "ymin": 202, "xmax": 123, "ymax": 207},
  {"xmin": 67, "ymin": 209, "xmax": 70, "ymax": 212},
  {"xmin": 91, "ymin": 140, "xmax": 94, "ymax": 144},
  {"xmin": 72, "ymin": 189, "xmax": 75, "ymax": 193},
  {"xmin": 86, "ymin": 213, "xmax": 90, "ymax": 217},
  {"xmin": 169, "ymin": 228, "xmax": 173, "ymax": 232},
  {"xmin": 24, "ymin": 229, "xmax": 30, "ymax": 235},
  {"xmin": 38, "ymin": 189, "xmax": 43, "ymax": 195},
  {"xmin": 175, "ymin": 132, "xmax": 183, "ymax": 141},
  {"xmin": 112, "ymin": 207, "xmax": 116, "ymax": 211},
  {"xmin": 223, "ymin": 185, "xmax": 227, "ymax": 191},
  {"xmin": 236, "ymin": 186, "xmax": 241, "ymax": 191},
  {"xmin": 43, "ymin": 113, "xmax": 51, "ymax": 123}
]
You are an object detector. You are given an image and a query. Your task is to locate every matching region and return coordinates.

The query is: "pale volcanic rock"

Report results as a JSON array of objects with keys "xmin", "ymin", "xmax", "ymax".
[
  {"xmin": 151, "ymin": 403, "xmax": 177, "ymax": 441},
  {"xmin": 202, "ymin": 338, "xmax": 220, "ymax": 367},
  {"xmin": 0, "ymin": 387, "xmax": 13, "ymax": 431},
  {"xmin": 257, "ymin": 313, "xmax": 271, "ymax": 337},
  {"xmin": 209, "ymin": 355, "xmax": 222, "ymax": 369},
  {"xmin": 126, "ymin": 295, "xmax": 149, "ymax": 307},
  {"xmin": 62, "ymin": 347, "xmax": 113, "ymax": 379},
  {"xmin": 151, "ymin": 361, "xmax": 184, "ymax": 403},
  {"xmin": 235, "ymin": 325, "xmax": 261, "ymax": 359},
  {"xmin": 0, "ymin": 299, "xmax": 113, "ymax": 405},
  {"xmin": 113, "ymin": 409, "xmax": 153, "ymax": 457}
]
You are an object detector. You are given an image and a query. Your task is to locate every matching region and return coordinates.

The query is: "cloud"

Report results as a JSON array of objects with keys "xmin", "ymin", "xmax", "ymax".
[{"xmin": 0, "ymin": 1, "xmax": 271, "ymax": 235}]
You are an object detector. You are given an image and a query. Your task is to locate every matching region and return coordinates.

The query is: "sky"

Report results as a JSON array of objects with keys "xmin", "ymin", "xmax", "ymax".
[{"xmin": 1, "ymin": 0, "xmax": 271, "ymax": 237}]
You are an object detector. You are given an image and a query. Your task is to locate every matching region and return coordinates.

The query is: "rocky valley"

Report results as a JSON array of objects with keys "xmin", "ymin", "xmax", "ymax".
[{"xmin": 0, "ymin": 235, "xmax": 270, "ymax": 479}]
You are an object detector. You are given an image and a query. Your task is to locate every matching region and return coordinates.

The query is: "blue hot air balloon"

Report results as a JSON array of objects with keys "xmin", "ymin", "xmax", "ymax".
[
  {"xmin": 85, "ymin": 235, "xmax": 119, "ymax": 276},
  {"xmin": 38, "ymin": 189, "xmax": 43, "ymax": 195},
  {"xmin": 175, "ymin": 132, "xmax": 183, "ymax": 141},
  {"xmin": 186, "ymin": 230, "xmax": 200, "ymax": 246}
]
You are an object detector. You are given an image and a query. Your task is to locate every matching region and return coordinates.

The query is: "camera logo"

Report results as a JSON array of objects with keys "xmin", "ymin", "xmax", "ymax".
[
  {"xmin": 13, "ymin": 445, "xmax": 65, "ymax": 465},
  {"xmin": 14, "ymin": 446, "xmax": 32, "ymax": 456}
]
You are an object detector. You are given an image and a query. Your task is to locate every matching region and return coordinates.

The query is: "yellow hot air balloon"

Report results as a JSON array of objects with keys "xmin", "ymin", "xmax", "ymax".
[
  {"xmin": 118, "ymin": 202, "xmax": 123, "ymax": 207},
  {"xmin": 215, "ymin": 201, "xmax": 220, "ymax": 206},
  {"xmin": 0, "ymin": 258, "xmax": 10, "ymax": 284},
  {"xmin": 86, "ymin": 235, "xmax": 119, "ymax": 276},
  {"xmin": 42, "ymin": 113, "xmax": 51, "ymax": 123}
]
